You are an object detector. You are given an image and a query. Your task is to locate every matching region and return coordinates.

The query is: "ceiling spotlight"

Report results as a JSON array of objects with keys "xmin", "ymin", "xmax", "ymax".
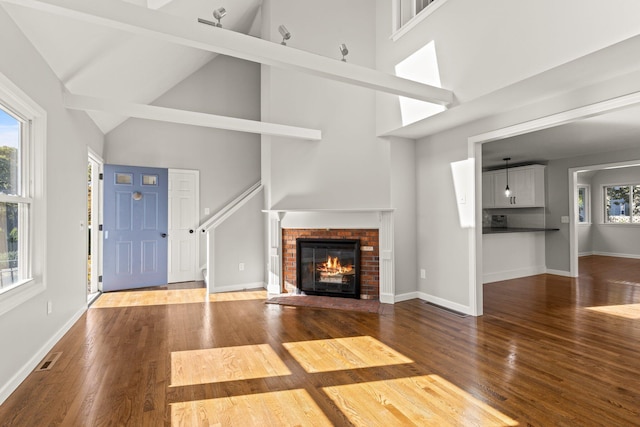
[
  {"xmin": 197, "ymin": 7, "xmax": 226, "ymax": 28},
  {"xmin": 339, "ymin": 43, "xmax": 349, "ymax": 62},
  {"xmin": 213, "ymin": 7, "xmax": 226, "ymax": 27},
  {"xmin": 278, "ymin": 25, "xmax": 291, "ymax": 45}
]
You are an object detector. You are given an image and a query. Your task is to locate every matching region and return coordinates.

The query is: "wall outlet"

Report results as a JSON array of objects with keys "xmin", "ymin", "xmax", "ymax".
[
  {"xmin": 420, "ymin": 269, "xmax": 426, "ymax": 279},
  {"xmin": 561, "ymin": 216, "xmax": 570, "ymax": 223},
  {"xmin": 47, "ymin": 301, "xmax": 52, "ymax": 315},
  {"xmin": 204, "ymin": 207, "xmax": 210, "ymax": 215},
  {"xmin": 239, "ymin": 263, "xmax": 245, "ymax": 271}
]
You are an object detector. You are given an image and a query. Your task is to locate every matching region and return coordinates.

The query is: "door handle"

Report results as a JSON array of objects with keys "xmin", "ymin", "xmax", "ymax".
[
  {"xmin": 161, "ymin": 233, "xmax": 167, "ymax": 238},
  {"xmin": 189, "ymin": 229, "xmax": 194, "ymax": 234}
]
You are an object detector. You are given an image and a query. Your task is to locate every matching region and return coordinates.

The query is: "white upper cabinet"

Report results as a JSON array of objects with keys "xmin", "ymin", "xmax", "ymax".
[{"xmin": 483, "ymin": 165, "xmax": 545, "ymax": 208}]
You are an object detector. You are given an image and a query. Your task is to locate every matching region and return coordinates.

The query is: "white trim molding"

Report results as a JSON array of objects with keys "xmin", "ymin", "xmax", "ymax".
[
  {"xmin": 416, "ymin": 292, "xmax": 472, "ymax": 316},
  {"xmin": 4, "ymin": 0, "xmax": 453, "ymax": 106},
  {"xmin": 0, "ymin": 306, "xmax": 85, "ymax": 405},
  {"xmin": 65, "ymin": 94, "xmax": 322, "ymax": 141}
]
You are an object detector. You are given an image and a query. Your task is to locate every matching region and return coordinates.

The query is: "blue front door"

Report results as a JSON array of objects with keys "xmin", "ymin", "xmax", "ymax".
[{"xmin": 103, "ymin": 165, "xmax": 168, "ymax": 291}]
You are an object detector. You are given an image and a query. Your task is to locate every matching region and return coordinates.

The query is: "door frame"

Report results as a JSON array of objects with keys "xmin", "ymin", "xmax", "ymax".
[
  {"xmin": 469, "ymin": 91, "xmax": 640, "ymax": 316},
  {"xmin": 87, "ymin": 148, "xmax": 103, "ymax": 300},
  {"xmin": 168, "ymin": 168, "xmax": 200, "ymax": 283}
]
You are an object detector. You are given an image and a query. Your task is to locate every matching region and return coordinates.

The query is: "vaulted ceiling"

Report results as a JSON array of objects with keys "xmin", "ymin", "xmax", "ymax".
[{"xmin": 2, "ymin": 0, "xmax": 263, "ymax": 133}]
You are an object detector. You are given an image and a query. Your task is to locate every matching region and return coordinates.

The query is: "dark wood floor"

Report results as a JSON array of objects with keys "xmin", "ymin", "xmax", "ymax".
[{"xmin": 1, "ymin": 255, "xmax": 639, "ymax": 426}]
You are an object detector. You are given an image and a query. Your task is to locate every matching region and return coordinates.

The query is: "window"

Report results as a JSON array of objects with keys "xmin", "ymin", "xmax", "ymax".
[
  {"xmin": 577, "ymin": 185, "xmax": 590, "ymax": 224},
  {"xmin": 604, "ymin": 185, "xmax": 640, "ymax": 224},
  {"xmin": 415, "ymin": 0, "xmax": 436, "ymax": 15},
  {"xmin": 0, "ymin": 72, "xmax": 46, "ymax": 316},
  {"xmin": 0, "ymin": 106, "xmax": 26, "ymax": 291},
  {"xmin": 392, "ymin": 0, "xmax": 447, "ymax": 39}
]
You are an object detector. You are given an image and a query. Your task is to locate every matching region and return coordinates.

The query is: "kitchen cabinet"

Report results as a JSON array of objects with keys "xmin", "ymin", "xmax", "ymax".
[{"xmin": 483, "ymin": 165, "xmax": 545, "ymax": 208}]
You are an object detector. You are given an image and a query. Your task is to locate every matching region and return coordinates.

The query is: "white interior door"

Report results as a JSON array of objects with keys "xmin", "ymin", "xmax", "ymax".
[{"xmin": 168, "ymin": 169, "xmax": 199, "ymax": 283}]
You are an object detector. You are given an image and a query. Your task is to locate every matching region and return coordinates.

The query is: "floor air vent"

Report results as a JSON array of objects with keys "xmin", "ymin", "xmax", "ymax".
[{"xmin": 35, "ymin": 352, "xmax": 62, "ymax": 372}]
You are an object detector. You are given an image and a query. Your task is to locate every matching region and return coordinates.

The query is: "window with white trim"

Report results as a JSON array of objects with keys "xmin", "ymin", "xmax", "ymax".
[
  {"xmin": 0, "ymin": 73, "xmax": 46, "ymax": 316},
  {"xmin": 393, "ymin": 0, "xmax": 440, "ymax": 32},
  {"xmin": 577, "ymin": 185, "xmax": 590, "ymax": 224},
  {"xmin": 0, "ymin": 105, "xmax": 28, "ymax": 291},
  {"xmin": 604, "ymin": 184, "xmax": 640, "ymax": 224}
]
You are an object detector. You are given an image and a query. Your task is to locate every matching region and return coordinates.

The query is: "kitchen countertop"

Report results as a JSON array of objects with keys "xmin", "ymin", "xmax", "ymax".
[{"xmin": 483, "ymin": 227, "xmax": 560, "ymax": 234}]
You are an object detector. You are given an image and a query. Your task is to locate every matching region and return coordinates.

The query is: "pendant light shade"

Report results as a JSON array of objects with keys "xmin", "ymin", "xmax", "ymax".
[{"xmin": 503, "ymin": 157, "xmax": 511, "ymax": 197}]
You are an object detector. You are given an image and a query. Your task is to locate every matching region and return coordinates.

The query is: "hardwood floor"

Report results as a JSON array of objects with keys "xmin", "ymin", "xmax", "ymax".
[{"xmin": 1, "ymin": 255, "xmax": 639, "ymax": 426}]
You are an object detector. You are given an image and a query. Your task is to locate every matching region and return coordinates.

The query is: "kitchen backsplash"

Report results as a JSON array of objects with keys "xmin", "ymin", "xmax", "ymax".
[{"xmin": 482, "ymin": 207, "xmax": 546, "ymax": 228}]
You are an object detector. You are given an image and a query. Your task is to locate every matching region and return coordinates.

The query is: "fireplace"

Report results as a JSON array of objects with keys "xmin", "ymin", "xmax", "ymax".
[{"xmin": 296, "ymin": 238, "xmax": 360, "ymax": 299}]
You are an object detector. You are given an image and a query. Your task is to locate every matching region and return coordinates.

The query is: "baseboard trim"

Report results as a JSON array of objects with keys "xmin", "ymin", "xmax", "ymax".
[
  {"xmin": 578, "ymin": 251, "xmax": 594, "ymax": 257},
  {"xmin": 394, "ymin": 291, "xmax": 419, "ymax": 303},
  {"xmin": 592, "ymin": 251, "xmax": 640, "ymax": 260},
  {"xmin": 379, "ymin": 292, "xmax": 395, "ymax": 304},
  {"xmin": 416, "ymin": 292, "xmax": 473, "ymax": 316},
  {"xmin": 546, "ymin": 269, "xmax": 573, "ymax": 277},
  {"xmin": 209, "ymin": 282, "xmax": 265, "ymax": 294},
  {"xmin": 483, "ymin": 266, "xmax": 546, "ymax": 284},
  {"xmin": 0, "ymin": 305, "xmax": 86, "ymax": 405}
]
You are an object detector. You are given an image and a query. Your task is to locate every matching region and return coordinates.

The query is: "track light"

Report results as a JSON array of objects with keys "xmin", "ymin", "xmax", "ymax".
[
  {"xmin": 503, "ymin": 157, "xmax": 511, "ymax": 197},
  {"xmin": 213, "ymin": 7, "xmax": 226, "ymax": 27},
  {"xmin": 197, "ymin": 7, "xmax": 226, "ymax": 28},
  {"xmin": 278, "ymin": 25, "xmax": 291, "ymax": 45},
  {"xmin": 339, "ymin": 43, "xmax": 349, "ymax": 62}
]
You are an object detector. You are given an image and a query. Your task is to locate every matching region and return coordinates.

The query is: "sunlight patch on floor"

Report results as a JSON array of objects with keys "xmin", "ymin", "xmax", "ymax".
[
  {"xmin": 170, "ymin": 389, "xmax": 332, "ymax": 427},
  {"xmin": 170, "ymin": 344, "xmax": 291, "ymax": 387},
  {"xmin": 586, "ymin": 303, "xmax": 640, "ymax": 319},
  {"xmin": 92, "ymin": 288, "xmax": 207, "ymax": 308},
  {"xmin": 283, "ymin": 336, "xmax": 413, "ymax": 373},
  {"xmin": 208, "ymin": 289, "xmax": 267, "ymax": 302},
  {"xmin": 323, "ymin": 374, "xmax": 519, "ymax": 427}
]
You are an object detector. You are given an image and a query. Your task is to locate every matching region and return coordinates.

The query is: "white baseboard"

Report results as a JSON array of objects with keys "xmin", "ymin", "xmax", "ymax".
[
  {"xmin": 379, "ymin": 293, "xmax": 395, "ymax": 304},
  {"xmin": 0, "ymin": 305, "xmax": 86, "ymax": 405},
  {"xmin": 592, "ymin": 251, "xmax": 640, "ymax": 260},
  {"xmin": 416, "ymin": 292, "xmax": 473, "ymax": 316},
  {"xmin": 483, "ymin": 266, "xmax": 546, "ymax": 284},
  {"xmin": 209, "ymin": 282, "xmax": 265, "ymax": 294},
  {"xmin": 546, "ymin": 269, "xmax": 573, "ymax": 277},
  {"xmin": 579, "ymin": 251, "xmax": 594, "ymax": 257},
  {"xmin": 394, "ymin": 291, "xmax": 419, "ymax": 303}
]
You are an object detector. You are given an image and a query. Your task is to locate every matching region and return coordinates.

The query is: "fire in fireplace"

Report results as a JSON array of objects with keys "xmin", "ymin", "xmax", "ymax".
[{"xmin": 296, "ymin": 238, "xmax": 360, "ymax": 298}]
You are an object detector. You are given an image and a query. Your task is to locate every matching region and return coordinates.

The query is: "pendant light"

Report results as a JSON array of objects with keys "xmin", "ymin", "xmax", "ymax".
[{"xmin": 503, "ymin": 157, "xmax": 511, "ymax": 197}]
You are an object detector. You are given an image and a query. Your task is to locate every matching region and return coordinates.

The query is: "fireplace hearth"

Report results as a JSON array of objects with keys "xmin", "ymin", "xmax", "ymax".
[{"xmin": 296, "ymin": 238, "xmax": 360, "ymax": 299}]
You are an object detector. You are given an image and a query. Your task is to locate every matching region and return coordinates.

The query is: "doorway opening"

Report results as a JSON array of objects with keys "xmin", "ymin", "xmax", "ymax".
[
  {"xmin": 87, "ymin": 150, "xmax": 103, "ymax": 303},
  {"xmin": 470, "ymin": 92, "xmax": 640, "ymax": 315}
]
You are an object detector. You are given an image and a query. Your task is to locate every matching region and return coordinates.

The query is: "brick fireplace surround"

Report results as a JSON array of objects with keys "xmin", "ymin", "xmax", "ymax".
[{"xmin": 282, "ymin": 229, "xmax": 380, "ymax": 300}]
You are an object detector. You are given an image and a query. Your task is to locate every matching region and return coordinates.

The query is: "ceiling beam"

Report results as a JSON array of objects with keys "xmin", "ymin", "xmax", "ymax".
[
  {"xmin": 64, "ymin": 93, "xmax": 322, "ymax": 140},
  {"xmin": 3, "ymin": 0, "xmax": 454, "ymax": 106}
]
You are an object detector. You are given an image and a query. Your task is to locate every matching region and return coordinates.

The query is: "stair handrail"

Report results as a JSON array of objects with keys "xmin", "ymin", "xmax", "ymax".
[{"xmin": 198, "ymin": 180, "xmax": 262, "ymax": 233}]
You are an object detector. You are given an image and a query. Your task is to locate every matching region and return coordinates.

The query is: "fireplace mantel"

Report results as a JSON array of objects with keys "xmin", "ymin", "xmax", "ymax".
[{"xmin": 264, "ymin": 208, "xmax": 396, "ymax": 304}]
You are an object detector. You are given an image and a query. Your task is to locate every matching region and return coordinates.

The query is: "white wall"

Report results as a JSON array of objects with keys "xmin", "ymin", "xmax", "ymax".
[
  {"xmin": 0, "ymin": 7, "xmax": 104, "ymax": 402},
  {"xmin": 416, "ymin": 126, "xmax": 472, "ymax": 306},
  {"xmin": 390, "ymin": 138, "xmax": 418, "ymax": 298},
  {"xmin": 375, "ymin": 0, "xmax": 640, "ymax": 313},
  {"xmin": 261, "ymin": 0, "xmax": 391, "ymax": 210},
  {"xmin": 105, "ymin": 55, "xmax": 262, "ymax": 276},
  {"xmin": 211, "ymin": 190, "xmax": 264, "ymax": 290},
  {"xmin": 375, "ymin": 0, "xmax": 640, "ymax": 134}
]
